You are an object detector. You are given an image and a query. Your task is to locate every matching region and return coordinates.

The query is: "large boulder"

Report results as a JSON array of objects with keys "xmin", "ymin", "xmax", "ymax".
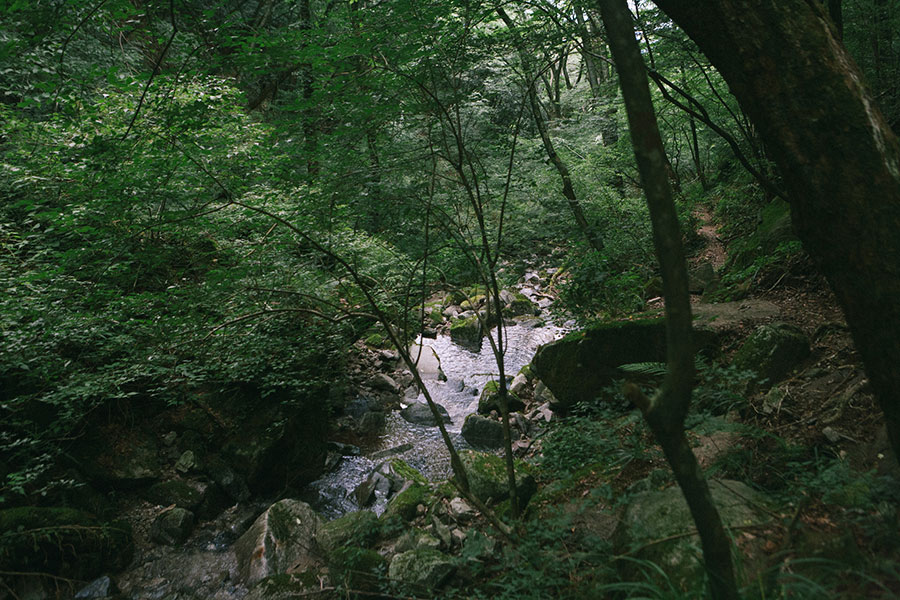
[
  {"xmin": 477, "ymin": 381, "xmax": 526, "ymax": 414},
  {"xmin": 217, "ymin": 387, "xmax": 329, "ymax": 494},
  {"xmin": 458, "ymin": 450, "xmax": 536, "ymax": 507},
  {"xmin": 461, "ymin": 414, "xmax": 505, "ymax": 449},
  {"xmin": 450, "ymin": 315, "xmax": 483, "ymax": 351},
  {"xmin": 233, "ymin": 499, "xmax": 321, "ymax": 585},
  {"xmin": 0, "ymin": 507, "xmax": 133, "ymax": 581},
  {"xmin": 400, "ymin": 401, "xmax": 451, "ymax": 426},
  {"xmin": 732, "ymin": 323, "xmax": 810, "ymax": 389},
  {"xmin": 531, "ymin": 317, "xmax": 718, "ymax": 411},
  {"xmin": 615, "ymin": 480, "xmax": 769, "ymax": 591},
  {"xmin": 388, "ymin": 548, "xmax": 456, "ymax": 589}
]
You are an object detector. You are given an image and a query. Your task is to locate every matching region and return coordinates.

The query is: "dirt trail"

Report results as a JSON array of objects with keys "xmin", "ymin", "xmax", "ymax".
[{"xmin": 693, "ymin": 204, "xmax": 727, "ymax": 271}]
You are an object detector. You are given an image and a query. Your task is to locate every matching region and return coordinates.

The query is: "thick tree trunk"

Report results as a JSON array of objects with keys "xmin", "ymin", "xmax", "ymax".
[
  {"xmin": 652, "ymin": 0, "xmax": 900, "ymax": 461},
  {"xmin": 599, "ymin": 2, "xmax": 740, "ymax": 598}
]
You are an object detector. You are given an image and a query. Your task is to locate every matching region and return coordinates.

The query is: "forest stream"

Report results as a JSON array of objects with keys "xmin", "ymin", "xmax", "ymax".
[{"xmin": 113, "ymin": 277, "xmax": 565, "ymax": 600}]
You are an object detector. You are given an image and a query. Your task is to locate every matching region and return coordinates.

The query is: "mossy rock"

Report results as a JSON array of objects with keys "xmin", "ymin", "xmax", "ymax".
[
  {"xmin": 382, "ymin": 482, "xmax": 429, "ymax": 522},
  {"xmin": 460, "ymin": 294, "xmax": 486, "ymax": 311},
  {"xmin": 461, "ymin": 414, "xmax": 505, "ymax": 449},
  {"xmin": 318, "ymin": 511, "xmax": 382, "ymax": 555},
  {"xmin": 328, "ymin": 546, "xmax": 387, "ymax": 592},
  {"xmin": 616, "ymin": 480, "xmax": 770, "ymax": 592},
  {"xmin": 0, "ymin": 507, "xmax": 133, "ymax": 580},
  {"xmin": 477, "ymin": 381, "xmax": 525, "ymax": 414},
  {"xmin": 389, "ymin": 458, "xmax": 428, "ymax": 485},
  {"xmin": 364, "ymin": 332, "xmax": 389, "ymax": 348},
  {"xmin": 506, "ymin": 292, "xmax": 538, "ymax": 316},
  {"xmin": 450, "ymin": 315, "xmax": 483, "ymax": 351},
  {"xmin": 732, "ymin": 323, "xmax": 810, "ymax": 389},
  {"xmin": 458, "ymin": 450, "xmax": 537, "ymax": 508},
  {"xmin": 531, "ymin": 317, "xmax": 718, "ymax": 411},
  {"xmin": 388, "ymin": 548, "xmax": 455, "ymax": 589},
  {"xmin": 144, "ymin": 479, "xmax": 205, "ymax": 511}
]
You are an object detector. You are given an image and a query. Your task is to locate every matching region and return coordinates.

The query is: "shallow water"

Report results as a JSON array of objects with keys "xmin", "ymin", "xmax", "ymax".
[{"xmin": 303, "ymin": 317, "xmax": 564, "ymax": 520}]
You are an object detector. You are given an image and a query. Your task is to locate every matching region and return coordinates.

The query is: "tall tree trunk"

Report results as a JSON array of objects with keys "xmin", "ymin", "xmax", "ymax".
[
  {"xmin": 598, "ymin": 2, "xmax": 740, "ymax": 598},
  {"xmin": 575, "ymin": 6, "xmax": 603, "ymax": 98},
  {"xmin": 652, "ymin": 0, "xmax": 900, "ymax": 462}
]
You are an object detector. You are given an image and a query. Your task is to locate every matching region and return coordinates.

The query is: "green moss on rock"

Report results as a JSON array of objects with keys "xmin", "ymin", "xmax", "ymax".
[
  {"xmin": 458, "ymin": 450, "xmax": 537, "ymax": 508},
  {"xmin": 383, "ymin": 483, "xmax": 429, "ymax": 522},
  {"xmin": 532, "ymin": 317, "xmax": 718, "ymax": 411},
  {"xmin": 477, "ymin": 382, "xmax": 525, "ymax": 414},
  {"xmin": 390, "ymin": 458, "xmax": 428, "ymax": 485},
  {"xmin": 450, "ymin": 315, "xmax": 483, "ymax": 351},
  {"xmin": 318, "ymin": 510, "xmax": 382, "ymax": 555}
]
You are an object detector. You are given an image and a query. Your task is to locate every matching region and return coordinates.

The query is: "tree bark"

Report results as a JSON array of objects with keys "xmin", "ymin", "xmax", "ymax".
[
  {"xmin": 652, "ymin": 0, "xmax": 900, "ymax": 461},
  {"xmin": 598, "ymin": 3, "xmax": 740, "ymax": 598},
  {"xmin": 598, "ymin": 2, "xmax": 740, "ymax": 598}
]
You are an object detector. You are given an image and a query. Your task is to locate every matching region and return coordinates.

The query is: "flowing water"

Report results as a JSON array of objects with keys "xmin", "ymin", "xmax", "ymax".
[
  {"xmin": 303, "ymin": 316, "xmax": 565, "ymax": 520},
  {"xmin": 114, "ymin": 293, "xmax": 564, "ymax": 598}
]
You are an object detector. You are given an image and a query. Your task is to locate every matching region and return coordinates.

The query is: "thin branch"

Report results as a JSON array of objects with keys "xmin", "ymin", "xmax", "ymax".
[{"xmin": 122, "ymin": 0, "xmax": 178, "ymax": 140}]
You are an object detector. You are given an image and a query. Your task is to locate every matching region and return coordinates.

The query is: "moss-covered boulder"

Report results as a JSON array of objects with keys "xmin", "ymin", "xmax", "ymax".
[
  {"xmin": 531, "ymin": 317, "xmax": 718, "ymax": 411},
  {"xmin": 0, "ymin": 507, "xmax": 133, "ymax": 581},
  {"xmin": 458, "ymin": 450, "xmax": 537, "ymax": 507},
  {"xmin": 382, "ymin": 482, "xmax": 429, "ymax": 522},
  {"xmin": 450, "ymin": 315, "xmax": 483, "ymax": 351},
  {"xmin": 459, "ymin": 294, "xmax": 485, "ymax": 311},
  {"xmin": 461, "ymin": 414, "xmax": 505, "ymax": 449},
  {"xmin": 615, "ymin": 480, "xmax": 769, "ymax": 591},
  {"xmin": 388, "ymin": 548, "xmax": 455, "ymax": 589},
  {"xmin": 506, "ymin": 292, "xmax": 538, "ymax": 317},
  {"xmin": 217, "ymin": 387, "xmax": 329, "ymax": 494},
  {"xmin": 732, "ymin": 323, "xmax": 810, "ymax": 389},
  {"xmin": 477, "ymin": 380, "xmax": 525, "ymax": 414},
  {"xmin": 234, "ymin": 499, "xmax": 321, "ymax": 585},
  {"xmin": 318, "ymin": 511, "xmax": 382, "ymax": 555}
]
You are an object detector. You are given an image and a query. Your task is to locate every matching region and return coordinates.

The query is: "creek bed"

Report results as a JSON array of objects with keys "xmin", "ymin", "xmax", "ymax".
[{"xmin": 302, "ymin": 316, "xmax": 564, "ymax": 519}]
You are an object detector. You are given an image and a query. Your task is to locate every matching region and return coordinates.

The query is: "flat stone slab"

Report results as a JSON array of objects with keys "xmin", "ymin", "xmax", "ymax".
[{"xmin": 692, "ymin": 300, "xmax": 780, "ymax": 331}]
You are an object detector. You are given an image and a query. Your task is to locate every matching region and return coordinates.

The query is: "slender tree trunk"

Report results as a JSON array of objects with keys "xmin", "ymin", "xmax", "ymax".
[
  {"xmin": 689, "ymin": 115, "xmax": 709, "ymax": 190},
  {"xmin": 497, "ymin": 7, "xmax": 604, "ymax": 254},
  {"xmin": 299, "ymin": 0, "xmax": 318, "ymax": 182},
  {"xmin": 652, "ymin": 0, "xmax": 900, "ymax": 462},
  {"xmin": 599, "ymin": 1, "xmax": 740, "ymax": 599}
]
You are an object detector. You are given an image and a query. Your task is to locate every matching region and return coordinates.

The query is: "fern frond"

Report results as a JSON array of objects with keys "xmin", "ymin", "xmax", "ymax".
[{"xmin": 617, "ymin": 362, "xmax": 668, "ymax": 377}]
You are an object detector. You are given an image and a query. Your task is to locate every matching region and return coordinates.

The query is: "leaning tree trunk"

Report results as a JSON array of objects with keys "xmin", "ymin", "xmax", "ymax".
[
  {"xmin": 598, "ymin": 2, "xmax": 740, "ymax": 598},
  {"xmin": 652, "ymin": 0, "xmax": 900, "ymax": 462}
]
